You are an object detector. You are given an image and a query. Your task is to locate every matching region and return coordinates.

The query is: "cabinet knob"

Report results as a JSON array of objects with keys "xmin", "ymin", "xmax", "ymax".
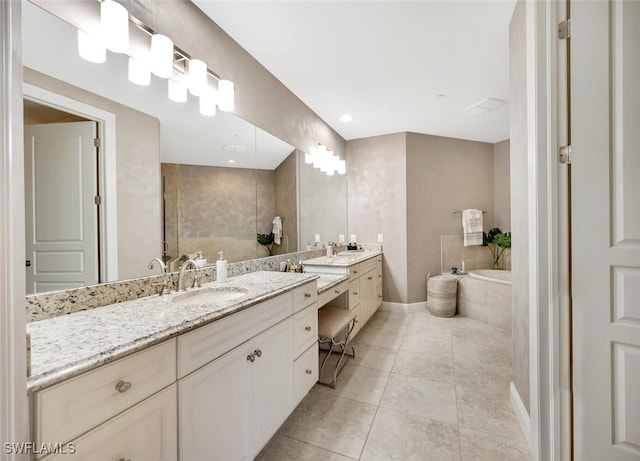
[
  {"xmin": 368, "ymin": 276, "xmax": 373, "ymax": 280},
  {"xmin": 378, "ymin": 295, "xmax": 382, "ymax": 299},
  {"xmin": 305, "ymin": 369, "xmax": 313, "ymax": 375},
  {"xmin": 254, "ymin": 349, "xmax": 262, "ymax": 358},
  {"xmin": 335, "ymin": 289, "xmax": 341, "ymax": 293},
  {"xmin": 115, "ymin": 380, "xmax": 132, "ymax": 393},
  {"xmin": 353, "ymin": 292, "xmax": 358, "ymax": 295},
  {"xmin": 246, "ymin": 353, "xmax": 255, "ymax": 363},
  {"xmin": 354, "ymin": 270, "xmax": 358, "ymax": 274},
  {"xmin": 304, "ymin": 293, "xmax": 312, "ymax": 298},
  {"xmin": 119, "ymin": 458, "xmax": 132, "ymax": 461},
  {"xmin": 378, "ymin": 275, "xmax": 382, "ymax": 278},
  {"xmin": 305, "ymin": 326, "xmax": 312, "ymax": 332}
]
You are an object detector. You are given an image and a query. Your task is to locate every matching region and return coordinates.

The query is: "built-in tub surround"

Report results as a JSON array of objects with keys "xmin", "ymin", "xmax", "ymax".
[
  {"xmin": 26, "ymin": 271, "xmax": 318, "ymax": 392},
  {"xmin": 25, "ymin": 246, "xmax": 349, "ymax": 322},
  {"xmin": 457, "ymin": 269, "xmax": 512, "ymax": 331},
  {"xmin": 440, "ymin": 234, "xmax": 511, "ymax": 274}
]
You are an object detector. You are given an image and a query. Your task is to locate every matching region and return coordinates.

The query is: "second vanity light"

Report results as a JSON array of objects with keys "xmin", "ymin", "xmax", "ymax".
[{"xmin": 77, "ymin": 0, "xmax": 235, "ymax": 117}]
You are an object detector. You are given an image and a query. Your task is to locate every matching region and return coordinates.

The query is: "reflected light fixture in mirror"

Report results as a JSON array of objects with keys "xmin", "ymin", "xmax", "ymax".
[
  {"xmin": 128, "ymin": 57, "xmax": 151, "ymax": 86},
  {"xmin": 101, "ymin": 0, "xmax": 129, "ymax": 53},
  {"xmin": 168, "ymin": 78, "xmax": 188, "ymax": 102},
  {"xmin": 218, "ymin": 80, "xmax": 235, "ymax": 112},
  {"xmin": 308, "ymin": 144, "xmax": 346, "ymax": 176},
  {"xmin": 150, "ymin": 34, "xmax": 173, "ymax": 78},
  {"xmin": 77, "ymin": 29, "xmax": 106, "ymax": 63},
  {"xmin": 199, "ymin": 85, "xmax": 218, "ymax": 116},
  {"xmin": 188, "ymin": 59, "xmax": 208, "ymax": 96}
]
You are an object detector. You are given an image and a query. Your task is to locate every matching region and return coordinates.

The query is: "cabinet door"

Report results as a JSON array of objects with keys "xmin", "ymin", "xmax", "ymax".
[
  {"xmin": 179, "ymin": 344, "xmax": 252, "ymax": 461},
  {"xmin": 360, "ymin": 269, "xmax": 377, "ymax": 324},
  {"xmin": 251, "ymin": 319, "xmax": 293, "ymax": 455}
]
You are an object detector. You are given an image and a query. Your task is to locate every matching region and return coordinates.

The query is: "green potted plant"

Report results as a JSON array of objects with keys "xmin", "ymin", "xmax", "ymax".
[
  {"xmin": 482, "ymin": 227, "xmax": 511, "ymax": 270},
  {"xmin": 257, "ymin": 232, "xmax": 275, "ymax": 256}
]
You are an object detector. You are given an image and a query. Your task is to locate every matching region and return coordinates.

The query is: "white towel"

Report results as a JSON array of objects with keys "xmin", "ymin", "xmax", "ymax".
[
  {"xmin": 272, "ymin": 216, "xmax": 283, "ymax": 245},
  {"xmin": 462, "ymin": 209, "xmax": 483, "ymax": 246}
]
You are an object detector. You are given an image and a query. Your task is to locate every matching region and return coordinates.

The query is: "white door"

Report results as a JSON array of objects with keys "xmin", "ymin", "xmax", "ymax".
[
  {"xmin": 24, "ymin": 121, "xmax": 99, "ymax": 294},
  {"xmin": 571, "ymin": 1, "xmax": 640, "ymax": 460}
]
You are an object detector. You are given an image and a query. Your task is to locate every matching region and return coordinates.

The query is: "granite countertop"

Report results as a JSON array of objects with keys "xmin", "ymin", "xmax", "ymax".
[
  {"xmin": 303, "ymin": 249, "xmax": 382, "ymax": 267},
  {"xmin": 315, "ymin": 274, "xmax": 350, "ymax": 294},
  {"xmin": 26, "ymin": 271, "xmax": 319, "ymax": 393}
]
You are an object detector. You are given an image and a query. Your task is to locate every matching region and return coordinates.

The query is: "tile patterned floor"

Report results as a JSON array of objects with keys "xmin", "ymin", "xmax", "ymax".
[{"xmin": 256, "ymin": 310, "xmax": 532, "ymax": 461}]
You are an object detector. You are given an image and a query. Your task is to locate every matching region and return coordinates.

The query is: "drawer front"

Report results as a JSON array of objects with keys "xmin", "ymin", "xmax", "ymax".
[
  {"xmin": 292, "ymin": 282, "xmax": 318, "ymax": 313},
  {"xmin": 293, "ymin": 305, "xmax": 318, "ymax": 358},
  {"xmin": 376, "ymin": 256, "xmax": 383, "ymax": 280},
  {"xmin": 293, "ymin": 344, "xmax": 318, "ymax": 405},
  {"xmin": 348, "ymin": 278, "xmax": 360, "ymax": 309},
  {"xmin": 360, "ymin": 257, "xmax": 377, "ymax": 274},
  {"xmin": 178, "ymin": 292, "xmax": 292, "ymax": 378},
  {"xmin": 42, "ymin": 385, "xmax": 177, "ymax": 461},
  {"xmin": 35, "ymin": 340, "xmax": 176, "ymax": 446},
  {"xmin": 349, "ymin": 305, "xmax": 363, "ymax": 340},
  {"xmin": 317, "ymin": 279, "xmax": 348, "ymax": 307},
  {"xmin": 349, "ymin": 263, "xmax": 361, "ymax": 281}
]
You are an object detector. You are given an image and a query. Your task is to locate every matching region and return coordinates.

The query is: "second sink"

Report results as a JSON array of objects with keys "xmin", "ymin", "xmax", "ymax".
[{"xmin": 172, "ymin": 287, "xmax": 249, "ymax": 306}]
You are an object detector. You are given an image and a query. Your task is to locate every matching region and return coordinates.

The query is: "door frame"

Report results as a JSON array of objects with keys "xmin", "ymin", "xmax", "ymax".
[
  {"xmin": 23, "ymin": 83, "xmax": 118, "ymax": 283},
  {"xmin": 525, "ymin": 1, "xmax": 572, "ymax": 460}
]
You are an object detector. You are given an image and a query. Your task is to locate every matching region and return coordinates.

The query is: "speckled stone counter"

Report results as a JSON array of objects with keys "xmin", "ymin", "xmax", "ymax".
[
  {"xmin": 26, "ymin": 271, "xmax": 318, "ymax": 393},
  {"xmin": 315, "ymin": 274, "xmax": 349, "ymax": 294},
  {"xmin": 303, "ymin": 249, "xmax": 382, "ymax": 268}
]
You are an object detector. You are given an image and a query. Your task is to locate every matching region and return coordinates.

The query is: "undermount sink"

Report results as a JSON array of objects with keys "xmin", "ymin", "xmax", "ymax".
[{"xmin": 172, "ymin": 287, "xmax": 249, "ymax": 306}]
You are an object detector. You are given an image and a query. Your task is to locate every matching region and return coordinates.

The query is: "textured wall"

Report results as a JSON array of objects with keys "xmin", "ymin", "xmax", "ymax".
[
  {"xmin": 346, "ymin": 133, "xmax": 407, "ymax": 304},
  {"xmin": 509, "ymin": 0, "xmax": 530, "ymax": 412},
  {"xmin": 493, "ymin": 139, "xmax": 511, "ymax": 232},
  {"xmin": 406, "ymin": 133, "xmax": 495, "ymax": 303},
  {"xmin": 24, "ymin": 68, "xmax": 162, "ymax": 281},
  {"xmin": 273, "ymin": 151, "xmax": 298, "ymax": 256}
]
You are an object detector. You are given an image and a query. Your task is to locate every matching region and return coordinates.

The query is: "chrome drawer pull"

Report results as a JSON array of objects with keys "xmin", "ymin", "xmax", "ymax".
[
  {"xmin": 304, "ymin": 293, "xmax": 312, "ymax": 298},
  {"xmin": 247, "ymin": 353, "xmax": 255, "ymax": 362},
  {"xmin": 254, "ymin": 349, "xmax": 262, "ymax": 358},
  {"xmin": 115, "ymin": 380, "xmax": 132, "ymax": 393},
  {"xmin": 305, "ymin": 326, "xmax": 312, "ymax": 332},
  {"xmin": 335, "ymin": 289, "xmax": 341, "ymax": 293},
  {"xmin": 305, "ymin": 369, "xmax": 313, "ymax": 375},
  {"xmin": 119, "ymin": 458, "xmax": 131, "ymax": 461}
]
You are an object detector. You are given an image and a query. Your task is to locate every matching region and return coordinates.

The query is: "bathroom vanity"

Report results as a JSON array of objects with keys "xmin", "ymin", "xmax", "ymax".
[{"xmin": 27, "ymin": 272, "xmax": 321, "ymax": 461}]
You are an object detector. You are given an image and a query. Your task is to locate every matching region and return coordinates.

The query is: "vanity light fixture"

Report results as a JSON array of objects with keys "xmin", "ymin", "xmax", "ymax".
[
  {"xmin": 217, "ymin": 80, "xmax": 235, "ymax": 112},
  {"xmin": 150, "ymin": 34, "xmax": 174, "ymax": 78},
  {"xmin": 188, "ymin": 59, "xmax": 208, "ymax": 97},
  {"xmin": 77, "ymin": 29, "xmax": 106, "ymax": 63},
  {"xmin": 128, "ymin": 57, "xmax": 151, "ymax": 86},
  {"xmin": 101, "ymin": 0, "xmax": 129, "ymax": 53},
  {"xmin": 168, "ymin": 78, "xmax": 188, "ymax": 102},
  {"xmin": 199, "ymin": 86, "xmax": 218, "ymax": 116}
]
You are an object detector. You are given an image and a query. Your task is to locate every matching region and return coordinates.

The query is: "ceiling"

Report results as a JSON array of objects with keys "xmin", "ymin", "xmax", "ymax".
[{"xmin": 193, "ymin": 0, "xmax": 516, "ymax": 144}]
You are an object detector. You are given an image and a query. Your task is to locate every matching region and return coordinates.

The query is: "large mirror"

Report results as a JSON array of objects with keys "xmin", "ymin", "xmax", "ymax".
[{"xmin": 22, "ymin": 1, "xmax": 346, "ymax": 295}]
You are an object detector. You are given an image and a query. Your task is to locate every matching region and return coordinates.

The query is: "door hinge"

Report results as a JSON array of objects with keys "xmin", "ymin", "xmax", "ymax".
[
  {"xmin": 94, "ymin": 195, "xmax": 102, "ymax": 205},
  {"xmin": 93, "ymin": 137, "xmax": 100, "ymax": 148},
  {"xmin": 559, "ymin": 145, "xmax": 572, "ymax": 164},
  {"xmin": 558, "ymin": 19, "xmax": 571, "ymax": 40}
]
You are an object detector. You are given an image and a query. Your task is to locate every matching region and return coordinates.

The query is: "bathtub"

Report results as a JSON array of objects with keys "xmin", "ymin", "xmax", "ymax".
[{"xmin": 457, "ymin": 270, "xmax": 512, "ymax": 330}]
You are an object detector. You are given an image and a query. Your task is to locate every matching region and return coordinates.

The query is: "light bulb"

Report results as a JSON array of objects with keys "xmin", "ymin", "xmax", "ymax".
[
  {"xmin": 128, "ymin": 57, "xmax": 150, "ymax": 86},
  {"xmin": 101, "ymin": 0, "xmax": 129, "ymax": 53},
  {"xmin": 199, "ymin": 88, "xmax": 217, "ymax": 116},
  {"xmin": 77, "ymin": 29, "xmax": 106, "ymax": 63},
  {"xmin": 188, "ymin": 59, "xmax": 208, "ymax": 97},
  {"xmin": 168, "ymin": 78, "xmax": 187, "ymax": 102},
  {"xmin": 218, "ymin": 80, "xmax": 235, "ymax": 112},
  {"xmin": 151, "ymin": 34, "xmax": 173, "ymax": 78}
]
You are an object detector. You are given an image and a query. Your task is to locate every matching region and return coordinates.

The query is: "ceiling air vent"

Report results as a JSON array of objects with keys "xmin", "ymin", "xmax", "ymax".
[{"xmin": 464, "ymin": 98, "xmax": 507, "ymax": 115}]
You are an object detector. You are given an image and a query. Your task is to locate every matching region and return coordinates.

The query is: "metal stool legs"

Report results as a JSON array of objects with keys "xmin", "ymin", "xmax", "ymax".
[{"xmin": 318, "ymin": 316, "xmax": 356, "ymax": 388}]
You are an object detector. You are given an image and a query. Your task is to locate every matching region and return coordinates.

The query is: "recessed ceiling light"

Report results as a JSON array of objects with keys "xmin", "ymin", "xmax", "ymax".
[
  {"xmin": 227, "ymin": 159, "xmax": 235, "ymax": 164},
  {"xmin": 340, "ymin": 113, "xmax": 353, "ymax": 123}
]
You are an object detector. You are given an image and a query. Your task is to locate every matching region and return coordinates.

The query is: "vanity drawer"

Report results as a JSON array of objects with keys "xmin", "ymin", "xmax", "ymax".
[
  {"xmin": 292, "ymin": 282, "xmax": 317, "ymax": 313},
  {"xmin": 292, "ymin": 304, "xmax": 318, "ymax": 358},
  {"xmin": 317, "ymin": 279, "xmax": 348, "ymax": 307},
  {"xmin": 293, "ymin": 344, "xmax": 318, "ymax": 405},
  {"xmin": 348, "ymin": 263, "xmax": 361, "ymax": 281},
  {"xmin": 360, "ymin": 257, "xmax": 377, "ymax": 275},
  {"xmin": 348, "ymin": 278, "xmax": 360, "ymax": 309},
  {"xmin": 34, "ymin": 340, "xmax": 176, "ymax": 447},
  {"xmin": 41, "ymin": 385, "xmax": 177, "ymax": 461},
  {"xmin": 178, "ymin": 292, "xmax": 292, "ymax": 378}
]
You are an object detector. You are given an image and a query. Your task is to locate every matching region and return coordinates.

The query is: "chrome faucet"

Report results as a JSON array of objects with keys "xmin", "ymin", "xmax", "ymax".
[
  {"xmin": 148, "ymin": 258, "xmax": 166, "ymax": 274},
  {"xmin": 177, "ymin": 259, "xmax": 199, "ymax": 291}
]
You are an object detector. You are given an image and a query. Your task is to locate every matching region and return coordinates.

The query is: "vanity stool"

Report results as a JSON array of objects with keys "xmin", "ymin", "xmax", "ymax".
[{"xmin": 317, "ymin": 306, "xmax": 357, "ymax": 388}]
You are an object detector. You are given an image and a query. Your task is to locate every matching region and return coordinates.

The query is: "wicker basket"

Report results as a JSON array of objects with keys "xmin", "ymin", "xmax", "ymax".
[{"xmin": 426, "ymin": 274, "xmax": 458, "ymax": 317}]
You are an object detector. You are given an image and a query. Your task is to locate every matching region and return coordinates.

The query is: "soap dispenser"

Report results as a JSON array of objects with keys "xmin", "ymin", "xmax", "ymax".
[{"xmin": 216, "ymin": 251, "xmax": 227, "ymax": 283}]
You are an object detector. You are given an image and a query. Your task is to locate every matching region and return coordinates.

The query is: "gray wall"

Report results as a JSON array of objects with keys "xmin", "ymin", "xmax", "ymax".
[
  {"xmin": 509, "ymin": 0, "xmax": 530, "ymax": 412},
  {"xmin": 24, "ymin": 68, "xmax": 162, "ymax": 281},
  {"xmin": 406, "ymin": 133, "xmax": 495, "ymax": 303},
  {"xmin": 274, "ymin": 151, "xmax": 298, "ymax": 255},
  {"xmin": 493, "ymin": 139, "xmax": 511, "ymax": 232},
  {"xmin": 347, "ymin": 133, "xmax": 408, "ymax": 304}
]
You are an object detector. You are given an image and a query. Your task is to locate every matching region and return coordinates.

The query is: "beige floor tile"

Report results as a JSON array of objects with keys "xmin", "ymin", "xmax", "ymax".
[
  {"xmin": 360, "ymin": 407, "xmax": 461, "ymax": 461},
  {"xmin": 370, "ymin": 310, "xmax": 410, "ymax": 323},
  {"xmin": 380, "ymin": 373, "xmax": 458, "ymax": 424},
  {"xmin": 256, "ymin": 435, "xmax": 356, "ymax": 461},
  {"xmin": 496, "ymin": 328, "xmax": 512, "ymax": 358},
  {"xmin": 454, "ymin": 360, "xmax": 512, "ymax": 388},
  {"xmin": 317, "ymin": 364, "xmax": 390, "ymax": 406},
  {"xmin": 452, "ymin": 336, "xmax": 512, "ymax": 370},
  {"xmin": 353, "ymin": 325, "xmax": 404, "ymax": 350},
  {"xmin": 281, "ymin": 389, "xmax": 377, "ymax": 459},
  {"xmin": 459, "ymin": 427, "xmax": 532, "ymax": 460},
  {"xmin": 401, "ymin": 331, "xmax": 453, "ymax": 354},
  {"xmin": 456, "ymin": 381, "xmax": 524, "ymax": 441},
  {"xmin": 349, "ymin": 342, "xmax": 398, "ymax": 372},
  {"xmin": 405, "ymin": 313, "xmax": 453, "ymax": 338},
  {"xmin": 393, "ymin": 344, "xmax": 455, "ymax": 383},
  {"xmin": 364, "ymin": 316, "xmax": 408, "ymax": 333},
  {"xmin": 451, "ymin": 316, "xmax": 497, "ymax": 332}
]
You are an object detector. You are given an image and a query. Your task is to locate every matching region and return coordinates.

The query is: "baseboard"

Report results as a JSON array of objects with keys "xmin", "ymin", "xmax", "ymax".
[
  {"xmin": 380, "ymin": 301, "xmax": 428, "ymax": 314},
  {"xmin": 510, "ymin": 382, "xmax": 531, "ymax": 449}
]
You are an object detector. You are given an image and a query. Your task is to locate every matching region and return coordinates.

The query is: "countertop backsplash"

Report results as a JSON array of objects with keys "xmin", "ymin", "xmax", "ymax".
[{"xmin": 25, "ymin": 244, "xmax": 382, "ymax": 322}]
